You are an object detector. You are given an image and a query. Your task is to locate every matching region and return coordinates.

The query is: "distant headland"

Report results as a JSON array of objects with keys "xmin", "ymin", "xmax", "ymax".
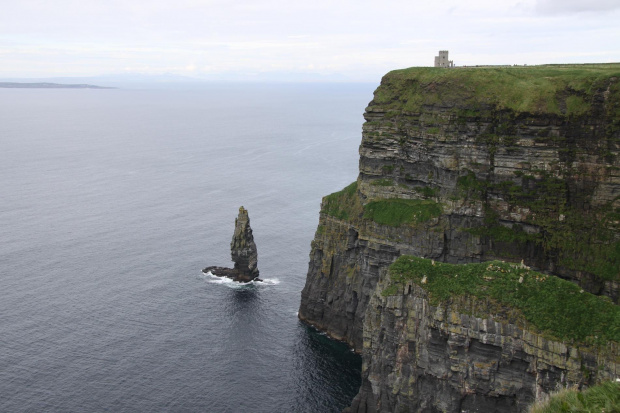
[{"xmin": 0, "ymin": 82, "xmax": 115, "ymax": 89}]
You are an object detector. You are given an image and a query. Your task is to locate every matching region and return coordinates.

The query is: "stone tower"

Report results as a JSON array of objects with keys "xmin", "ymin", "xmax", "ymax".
[{"xmin": 434, "ymin": 50, "xmax": 454, "ymax": 68}]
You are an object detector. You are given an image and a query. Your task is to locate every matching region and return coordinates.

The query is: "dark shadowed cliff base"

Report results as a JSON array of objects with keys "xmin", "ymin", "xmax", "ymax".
[{"xmin": 299, "ymin": 64, "xmax": 620, "ymax": 412}]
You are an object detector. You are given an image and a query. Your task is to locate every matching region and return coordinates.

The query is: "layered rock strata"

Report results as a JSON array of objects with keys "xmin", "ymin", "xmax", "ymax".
[
  {"xmin": 204, "ymin": 206, "xmax": 261, "ymax": 282},
  {"xmin": 298, "ymin": 65, "xmax": 620, "ymax": 411},
  {"xmin": 346, "ymin": 257, "xmax": 619, "ymax": 412}
]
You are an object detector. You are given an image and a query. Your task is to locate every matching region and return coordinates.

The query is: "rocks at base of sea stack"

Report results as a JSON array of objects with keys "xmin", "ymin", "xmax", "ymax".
[{"xmin": 203, "ymin": 206, "xmax": 262, "ymax": 282}]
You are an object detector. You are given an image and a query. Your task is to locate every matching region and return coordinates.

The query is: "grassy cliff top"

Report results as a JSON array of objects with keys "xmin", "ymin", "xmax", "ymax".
[
  {"xmin": 371, "ymin": 64, "xmax": 620, "ymax": 115},
  {"xmin": 386, "ymin": 256, "xmax": 619, "ymax": 346}
]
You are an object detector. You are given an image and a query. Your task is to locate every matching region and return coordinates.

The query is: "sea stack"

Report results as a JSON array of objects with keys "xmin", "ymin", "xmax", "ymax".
[
  {"xmin": 203, "ymin": 206, "xmax": 261, "ymax": 282},
  {"xmin": 230, "ymin": 206, "xmax": 259, "ymax": 281}
]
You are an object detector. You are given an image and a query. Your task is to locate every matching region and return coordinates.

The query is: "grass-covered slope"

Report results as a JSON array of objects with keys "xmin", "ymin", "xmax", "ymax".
[
  {"xmin": 372, "ymin": 64, "xmax": 620, "ymax": 115},
  {"xmin": 322, "ymin": 182, "xmax": 361, "ymax": 221},
  {"xmin": 528, "ymin": 381, "xmax": 620, "ymax": 413},
  {"xmin": 322, "ymin": 181, "xmax": 442, "ymax": 227},
  {"xmin": 385, "ymin": 256, "xmax": 620, "ymax": 346}
]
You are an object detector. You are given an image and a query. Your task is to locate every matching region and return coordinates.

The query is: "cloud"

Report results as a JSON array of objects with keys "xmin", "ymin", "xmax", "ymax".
[
  {"xmin": 0, "ymin": 0, "xmax": 619, "ymax": 80},
  {"xmin": 536, "ymin": 0, "xmax": 620, "ymax": 14}
]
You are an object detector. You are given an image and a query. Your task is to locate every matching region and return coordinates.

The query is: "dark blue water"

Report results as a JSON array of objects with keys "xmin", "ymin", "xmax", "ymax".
[{"xmin": 0, "ymin": 83, "xmax": 375, "ymax": 412}]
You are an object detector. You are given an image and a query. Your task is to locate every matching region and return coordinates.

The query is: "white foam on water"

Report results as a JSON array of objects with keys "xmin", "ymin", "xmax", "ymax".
[
  {"xmin": 206, "ymin": 272, "xmax": 235, "ymax": 285},
  {"xmin": 255, "ymin": 278, "xmax": 280, "ymax": 285},
  {"xmin": 200, "ymin": 271, "xmax": 279, "ymax": 288}
]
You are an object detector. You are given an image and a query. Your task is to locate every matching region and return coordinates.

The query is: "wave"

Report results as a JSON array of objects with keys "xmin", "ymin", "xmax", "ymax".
[
  {"xmin": 200, "ymin": 271, "xmax": 280, "ymax": 288},
  {"xmin": 256, "ymin": 278, "xmax": 280, "ymax": 285}
]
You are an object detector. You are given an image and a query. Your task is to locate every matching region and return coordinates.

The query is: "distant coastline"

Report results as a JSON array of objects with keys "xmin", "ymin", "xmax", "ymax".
[{"xmin": 0, "ymin": 82, "xmax": 115, "ymax": 89}]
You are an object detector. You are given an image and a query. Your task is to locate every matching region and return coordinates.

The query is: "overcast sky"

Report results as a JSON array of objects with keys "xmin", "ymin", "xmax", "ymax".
[{"xmin": 1, "ymin": 0, "xmax": 618, "ymax": 81}]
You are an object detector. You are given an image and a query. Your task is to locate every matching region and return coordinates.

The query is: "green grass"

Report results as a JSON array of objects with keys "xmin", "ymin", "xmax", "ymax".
[
  {"xmin": 413, "ymin": 186, "xmax": 438, "ymax": 198},
  {"xmin": 363, "ymin": 199, "xmax": 442, "ymax": 227},
  {"xmin": 322, "ymin": 183, "xmax": 443, "ymax": 228},
  {"xmin": 386, "ymin": 256, "xmax": 620, "ymax": 345},
  {"xmin": 372, "ymin": 64, "xmax": 620, "ymax": 115},
  {"xmin": 565, "ymin": 95, "xmax": 590, "ymax": 117},
  {"xmin": 529, "ymin": 381, "xmax": 620, "ymax": 413},
  {"xmin": 322, "ymin": 181, "xmax": 360, "ymax": 221}
]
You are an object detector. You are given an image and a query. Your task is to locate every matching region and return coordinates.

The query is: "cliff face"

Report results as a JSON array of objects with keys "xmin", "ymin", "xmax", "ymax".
[
  {"xmin": 347, "ymin": 257, "xmax": 619, "ymax": 413},
  {"xmin": 299, "ymin": 187, "xmax": 448, "ymax": 350},
  {"xmin": 298, "ymin": 64, "xmax": 620, "ymax": 411}
]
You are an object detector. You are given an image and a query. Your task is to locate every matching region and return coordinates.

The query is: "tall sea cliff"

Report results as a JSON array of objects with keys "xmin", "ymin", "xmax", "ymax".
[{"xmin": 298, "ymin": 64, "xmax": 620, "ymax": 412}]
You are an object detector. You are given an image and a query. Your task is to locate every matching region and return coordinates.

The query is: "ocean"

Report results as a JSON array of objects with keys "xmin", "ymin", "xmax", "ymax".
[{"xmin": 0, "ymin": 82, "xmax": 376, "ymax": 412}]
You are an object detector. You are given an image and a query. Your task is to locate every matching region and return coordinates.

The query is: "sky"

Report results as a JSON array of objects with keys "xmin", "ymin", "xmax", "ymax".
[{"xmin": 1, "ymin": 0, "xmax": 619, "ymax": 82}]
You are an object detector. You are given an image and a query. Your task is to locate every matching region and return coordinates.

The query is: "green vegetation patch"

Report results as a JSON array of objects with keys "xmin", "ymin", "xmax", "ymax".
[
  {"xmin": 456, "ymin": 170, "xmax": 486, "ymax": 200},
  {"xmin": 322, "ymin": 181, "xmax": 361, "ymax": 222},
  {"xmin": 454, "ymin": 166, "xmax": 620, "ymax": 282},
  {"xmin": 413, "ymin": 186, "xmax": 438, "ymax": 198},
  {"xmin": 382, "ymin": 165, "xmax": 395, "ymax": 174},
  {"xmin": 371, "ymin": 178, "xmax": 394, "ymax": 186},
  {"xmin": 565, "ymin": 95, "xmax": 590, "ymax": 117},
  {"xmin": 386, "ymin": 256, "xmax": 620, "ymax": 345},
  {"xmin": 321, "ymin": 182, "xmax": 442, "ymax": 228},
  {"xmin": 529, "ymin": 381, "xmax": 620, "ymax": 413},
  {"xmin": 363, "ymin": 199, "xmax": 441, "ymax": 227},
  {"xmin": 372, "ymin": 64, "xmax": 620, "ymax": 115}
]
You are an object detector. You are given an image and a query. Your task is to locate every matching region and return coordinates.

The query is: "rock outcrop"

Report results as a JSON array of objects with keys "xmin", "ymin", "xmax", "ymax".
[
  {"xmin": 347, "ymin": 257, "xmax": 619, "ymax": 413},
  {"xmin": 298, "ymin": 64, "xmax": 620, "ymax": 412},
  {"xmin": 204, "ymin": 206, "xmax": 261, "ymax": 282}
]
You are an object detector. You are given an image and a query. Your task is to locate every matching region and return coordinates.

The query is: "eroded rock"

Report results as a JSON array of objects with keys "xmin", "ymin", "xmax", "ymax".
[{"xmin": 203, "ymin": 206, "xmax": 261, "ymax": 282}]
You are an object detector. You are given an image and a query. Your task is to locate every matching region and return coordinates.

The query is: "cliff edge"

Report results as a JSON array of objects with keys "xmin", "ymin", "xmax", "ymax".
[{"xmin": 298, "ymin": 64, "xmax": 620, "ymax": 412}]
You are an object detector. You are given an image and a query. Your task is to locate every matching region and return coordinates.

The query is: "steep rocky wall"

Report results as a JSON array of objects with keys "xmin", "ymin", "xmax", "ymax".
[
  {"xmin": 358, "ymin": 77, "xmax": 620, "ymax": 299},
  {"xmin": 298, "ymin": 192, "xmax": 486, "ymax": 349},
  {"xmin": 299, "ymin": 210, "xmax": 440, "ymax": 350},
  {"xmin": 298, "ymin": 65, "xmax": 620, "ymax": 411},
  {"xmin": 347, "ymin": 270, "xmax": 619, "ymax": 413}
]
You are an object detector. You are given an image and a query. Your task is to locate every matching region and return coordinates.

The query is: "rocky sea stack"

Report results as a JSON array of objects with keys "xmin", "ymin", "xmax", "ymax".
[{"xmin": 203, "ymin": 206, "xmax": 261, "ymax": 282}]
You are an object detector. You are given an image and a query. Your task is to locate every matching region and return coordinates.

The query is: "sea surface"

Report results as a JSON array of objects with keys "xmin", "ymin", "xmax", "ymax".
[{"xmin": 0, "ymin": 82, "xmax": 376, "ymax": 412}]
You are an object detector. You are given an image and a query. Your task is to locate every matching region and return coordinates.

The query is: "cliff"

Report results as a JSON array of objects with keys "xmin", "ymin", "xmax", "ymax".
[
  {"xmin": 298, "ymin": 64, "xmax": 620, "ymax": 412},
  {"xmin": 348, "ymin": 257, "xmax": 619, "ymax": 412}
]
